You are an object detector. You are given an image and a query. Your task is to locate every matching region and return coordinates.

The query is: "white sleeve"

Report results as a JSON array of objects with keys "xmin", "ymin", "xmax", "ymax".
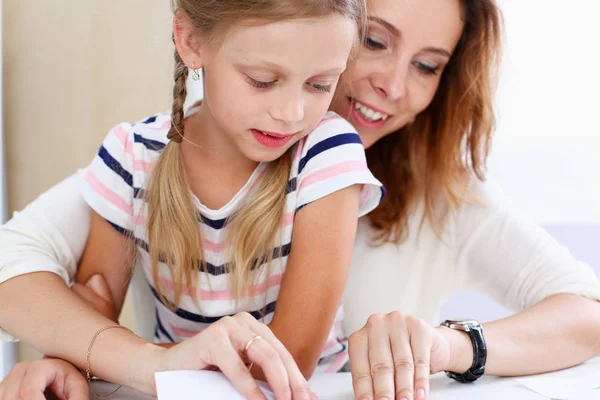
[
  {"xmin": 0, "ymin": 172, "xmax": 91, "ymax": 341},
  {"xmin": 453, "ymin": 177, "xmax": 600, "ymax": 312}
]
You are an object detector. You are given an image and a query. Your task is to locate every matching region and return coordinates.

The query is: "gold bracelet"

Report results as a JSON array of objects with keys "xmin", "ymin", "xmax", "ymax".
[{"xmin": 86, "ymin": 325, "xmax": 130, "ymax": 399}]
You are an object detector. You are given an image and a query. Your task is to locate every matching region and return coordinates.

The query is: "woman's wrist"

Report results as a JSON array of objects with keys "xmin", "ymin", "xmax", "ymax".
[
  {"xmin": 131, "ymin": 341, "xmax": 168, "ymax": 395},
  {"xmin": 437, "ymin": 326, "xmax": 473, "ymax": 374}
]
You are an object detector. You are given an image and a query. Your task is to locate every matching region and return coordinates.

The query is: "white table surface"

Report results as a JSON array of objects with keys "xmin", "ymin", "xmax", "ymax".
[{"xmin": 91, "ymin": 357, "xmax": 600, "ymax": 400}]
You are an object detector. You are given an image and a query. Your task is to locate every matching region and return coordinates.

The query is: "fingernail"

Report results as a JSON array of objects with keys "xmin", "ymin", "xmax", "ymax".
[
  {"xmin": 375, "ymin": 397, "xmax": 390, "ymax": 400},
  {"xmin": 417, "ymin": 388, "xmax": 426, "ymax": 399},
  {"xmin": 358, "ymin": 396, "xmax": 373, "ymax": 400},
  {"xmin": 86, "ymin": 274, "xmax": 101, "ymax": 288}
]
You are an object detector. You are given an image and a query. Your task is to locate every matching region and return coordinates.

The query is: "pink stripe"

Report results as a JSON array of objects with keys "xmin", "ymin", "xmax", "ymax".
[
  {"xmin": 85, "ymin": 171, "xmax": 132, "ymax": 215},
  {"xmin": 133, "ymin": 213, "xmax": 147, "ymax": 227},
  {"xmin": 112, "ymin": 124, "xmax": 152, "ymax": 172},
  {"xmin": 298, "ymin": 161, "xmax": 368, "ymax": 191},
  {"xmin": 294, "ymin": 140, "xmax": 304, "ymax": 160},
  {"xmin": 170, "ymin": 324, "xmax": 200, "ymax": 339},
  {"xmin": 325, "ymin": 351, "xmax": 349, "ymax": 373},
  {"xmin": 201, "ymin": 239, "xmax": 228, "ymax": 253},
  {"xmin": 281, "ymin": 211, "xmax": 295, "ymax": 227},
  {"xmin": 113, "ymin": 124, "xmax": 135, "ymax": 159},
  {"xmin": 316, "ymin": 115, "xmax": 344, "ymax": 129},
  {"xmin": 323, "ymin": 338, "xmax": 338, "ymax": 352},
  {"xmin": 160, "ymin": 274, "xmax": 283, "ymax": 301}
]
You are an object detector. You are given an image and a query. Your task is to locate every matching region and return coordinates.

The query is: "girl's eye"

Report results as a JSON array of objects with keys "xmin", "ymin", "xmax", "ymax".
[{"xmin": 247, "ymin": 77, "xmax": 276, "ymax": 89}]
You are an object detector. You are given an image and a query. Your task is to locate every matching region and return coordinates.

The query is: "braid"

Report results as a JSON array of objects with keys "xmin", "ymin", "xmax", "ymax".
[{"xmin": 166, "ymin": 49, "xmax": 189, "ymax": 143}]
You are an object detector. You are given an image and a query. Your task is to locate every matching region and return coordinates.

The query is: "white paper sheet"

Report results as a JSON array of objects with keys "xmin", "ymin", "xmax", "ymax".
[
  {"xmin": 155, "ymin": 359, "xmax": 600, "ymax": 400},
  {"xmin": 155, "ymin": 371, "xmax": 355, "ymax": 400},
  {"xmin": 515, "ymin": 359, "xmax": 600, "ymax": 400}
]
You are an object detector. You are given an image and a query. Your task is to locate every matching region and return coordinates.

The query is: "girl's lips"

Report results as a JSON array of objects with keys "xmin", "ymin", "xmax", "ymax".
[{"xmin": 251, "ymin": 129, "xmax": 295, "ymax": 148}]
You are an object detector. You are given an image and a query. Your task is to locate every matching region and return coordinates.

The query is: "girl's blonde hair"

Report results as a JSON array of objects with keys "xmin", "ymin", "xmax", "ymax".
[
  {"xmin": 145, "ymin": 0, "xmax": 366, "ymax": 308},
  {"xmin": 366, "ymin": 0, "xmax": 503, "ymax": 243}
]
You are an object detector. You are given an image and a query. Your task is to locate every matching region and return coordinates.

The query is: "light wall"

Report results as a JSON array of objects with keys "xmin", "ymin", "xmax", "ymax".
[{"xmin": 3, "ymin": 0, "xmax": 173, "ymax": 361}]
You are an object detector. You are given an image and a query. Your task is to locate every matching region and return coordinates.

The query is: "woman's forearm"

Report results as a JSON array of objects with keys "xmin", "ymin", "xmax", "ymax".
[
  {"xmin": 478, "ymin": 294, "xmax": 600, "ymax": 376},
  {"xmin": 0, "ymin": 272, "xmax": 164, "ymax": 394}
]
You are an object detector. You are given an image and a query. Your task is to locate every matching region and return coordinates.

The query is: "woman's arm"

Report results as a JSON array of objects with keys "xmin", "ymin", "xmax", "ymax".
[{"xmin": 454, "ymin": 178, "xmax": 600, "ymax": 374}]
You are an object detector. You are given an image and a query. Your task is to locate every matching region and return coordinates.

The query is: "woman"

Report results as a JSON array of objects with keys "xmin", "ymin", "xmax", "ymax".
[{"xmin": 1, "ymin": 0, "xmax": 600, "ymax": 399}]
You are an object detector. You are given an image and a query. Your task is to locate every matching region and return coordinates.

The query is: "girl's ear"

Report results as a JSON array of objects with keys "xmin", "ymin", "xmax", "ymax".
[{"xmin": 173, "ymin": 11, "xmax": 204, "ymax": 68}]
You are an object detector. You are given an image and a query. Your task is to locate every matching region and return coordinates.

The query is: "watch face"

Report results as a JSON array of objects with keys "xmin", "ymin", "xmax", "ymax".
[
  {"xmin": 445, "ymin": 319, "xmax": 479, "ymax": 326},
  {"xmin": 443, "ymin": 319, "xmax": 481, "ymax": 331}
]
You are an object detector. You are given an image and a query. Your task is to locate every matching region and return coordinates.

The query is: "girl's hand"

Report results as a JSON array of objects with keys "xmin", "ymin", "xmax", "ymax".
[{"xmin": 158, "ymin": 312, "xmax": 317, "ymax": 400}]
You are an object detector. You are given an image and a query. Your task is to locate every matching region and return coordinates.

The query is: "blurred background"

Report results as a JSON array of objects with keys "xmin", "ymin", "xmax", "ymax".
[{"xmin": 1, "ymin": 0, "xmax": 599, "ymax": 375}]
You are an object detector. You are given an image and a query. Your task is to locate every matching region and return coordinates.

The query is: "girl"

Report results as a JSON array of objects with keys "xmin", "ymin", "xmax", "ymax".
[{"xmin": 0, "ymin": 0, "xmax": 383, "ymax": 398}]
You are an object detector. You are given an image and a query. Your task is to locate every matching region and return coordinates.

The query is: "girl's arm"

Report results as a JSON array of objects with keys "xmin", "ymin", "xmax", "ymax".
[
  {"xmin": 74, "ymin": 210, "xmax": 135, "ymax": 316},
  {"xmin": 269, "ymin": 185, "xmax": 360, "ymax": 378}
]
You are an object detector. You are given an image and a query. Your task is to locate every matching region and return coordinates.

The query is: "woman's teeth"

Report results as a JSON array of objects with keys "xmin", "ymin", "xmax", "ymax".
[{"xmin": 352, "ymin": 100, "xmax": 389, "ymax": 122}]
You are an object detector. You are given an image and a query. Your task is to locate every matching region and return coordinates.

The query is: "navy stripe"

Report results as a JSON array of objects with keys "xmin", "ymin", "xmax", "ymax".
[
  {"xmin": 134, "ymin": 188, "xmax": 145, "ymax": 199},
  {"xmin": 107, "ymin": 221, "xmax": 292, "ymax": 276},
  {"xmin": 317, "ymin": 338, "xmax": 348, "ymax": 366},
  {"xmin": 286, "ymin": 177, "xmax": 297, "ymax": 194},
  {"xmin": 199, "ymin": 214, "xmax": 228, "ymax": 230},
  {"xmin": 298, "ymin": 133, "xmax": 363, "ymax": 174},
  {"xmin": 98, "ymin": 145, "xmax": 145, "ymax": 197},
  {"xmin": 133, "ymin": 133, "xmax": 166, "ymax": 151},
  {"xmin": 155, "ymin": 310, "xmax": 175, "ymax": 342},
  {"xmin": 98, "ymin": 146, "xmax": 133, "ymax": 187},
  {"xmin": 142, "ymin": 115, "xmax": 157, "ymax": 124},
  {"xmin": 151, "ymin": 286, "xmax": 277, "ymax": 324},
  {"xmin": 199, "ymin": 180, "xmax": 297, "ymax": 229},
  {"xmin": 296, "ymin": 203, "xmax": 308, "ymax": 213},
  {"xmin": 379, "ymin": 186, "xmax": 386, "ymax": 203}
]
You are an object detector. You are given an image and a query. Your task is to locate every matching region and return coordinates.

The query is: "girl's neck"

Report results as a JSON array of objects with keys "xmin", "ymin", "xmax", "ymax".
[
  {"xmin": 182, "ymin": 102, "xmax": 258, "ymax": 174},
  {"xmin": 178, "ymin": 102, "xmax": 260, "ymax": 210}
]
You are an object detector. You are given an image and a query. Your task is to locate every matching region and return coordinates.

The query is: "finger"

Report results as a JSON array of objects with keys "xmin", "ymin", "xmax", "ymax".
[
  {"xmin": 61, "ymin": 369, "xmax": 90, "ymax": 400},
  {"xmin": 208, "ymin": 323, "xmax": 268, "ymax": 400},
  {"xmin": 366, "ymin": 315, "xmax": 395, "ymax": 400},
  {"xmin": 388, "ymin": 316, "xmax": 415, "ymax": 400},
  {"xmin": 71, "ymin": 283, "xmax": 116, "ymax": 321},
  {"xmin": 19, "ymin": 363, "xmax": 53, "ymax": 400},
  {"xmin": 2, "ymin": 362, "xmax": 27, "ymax": 400},
  {"xmin": 71, "ymin": 284, "xmax": 103, "ymax": 306},
  {"xmin": 407, "ymin": 321, "xmax": 432, "ymax": 400},
  {"xmin": 85, "ymin": 275, "xmax": 113, "ymax": 305},
  {"xmin": 348, "ymin": 329, "xmax": 373, "ymax": 400},
  {"xmin": 234, "ymin": 313, "xmax": 313, "ymax": 400},
  {"xmin": 223, "ymin": 317, "xmax": 293, "ymax": 400}
]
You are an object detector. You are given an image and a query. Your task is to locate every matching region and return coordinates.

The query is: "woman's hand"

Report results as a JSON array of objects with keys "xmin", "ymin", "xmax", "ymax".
[
  {"xmin": 348, "ymin": 312, "xmax": 473, "ymax": 400},
  {"xmin": 0, "ymin": 358, "xmax": 89, "ymax": 400}
]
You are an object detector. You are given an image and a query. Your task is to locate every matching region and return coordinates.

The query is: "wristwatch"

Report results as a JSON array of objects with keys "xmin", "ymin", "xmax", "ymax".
[{"xmin": 440, "ymin": 319, "xmax": 487, "ymax": 383}]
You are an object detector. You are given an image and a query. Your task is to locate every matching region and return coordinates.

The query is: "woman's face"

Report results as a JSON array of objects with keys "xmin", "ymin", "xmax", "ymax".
[{"xmin": 330, "ymin": 0, "xmax": 465, "ymax": 148}]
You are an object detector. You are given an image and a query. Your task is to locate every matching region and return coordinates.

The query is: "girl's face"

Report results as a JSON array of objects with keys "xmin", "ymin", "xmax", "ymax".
[
  {"xmin": 178, "ymin": 14, "xmax": 357, "ymax": 163},
  {"xmin": 330, "ymin": 0, "xmax": 465, "ymax": 149}
]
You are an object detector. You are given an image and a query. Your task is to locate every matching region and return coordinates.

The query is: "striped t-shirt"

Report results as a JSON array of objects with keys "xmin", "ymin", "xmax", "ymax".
[{"xmin": 80, "ymin": 108, "xmax": 384, "ymax": 373}]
